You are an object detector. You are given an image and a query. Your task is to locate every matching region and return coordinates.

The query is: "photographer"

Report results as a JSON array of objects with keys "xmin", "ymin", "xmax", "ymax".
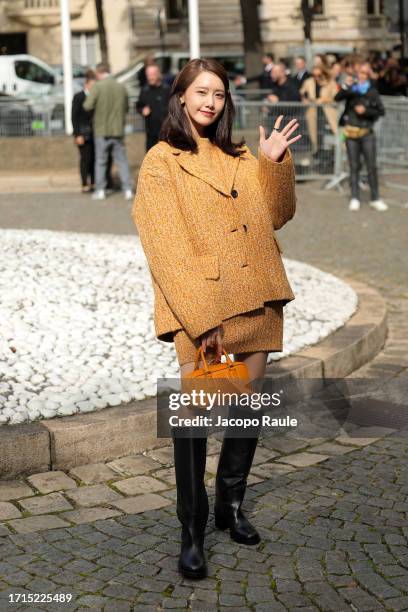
[{"xmin": 335, "ymin": 62, "xmax": 388, "ymax": 212}]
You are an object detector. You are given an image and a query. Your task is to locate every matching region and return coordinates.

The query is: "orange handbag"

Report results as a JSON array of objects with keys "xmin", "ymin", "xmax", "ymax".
[
  {"xmin": 181, "ymin": 348, "xmax": 253, "ymax": 410},
  {"xmin": 181, "ymin": 346, "xmax": 253, "ymax": 408},
  {"xmin": 185, "ymin": 347, "xmax": 250, "ymax": 383}
]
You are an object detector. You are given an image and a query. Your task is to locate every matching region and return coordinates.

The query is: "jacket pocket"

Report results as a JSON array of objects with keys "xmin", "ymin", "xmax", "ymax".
[
  {"xmin": 273, "ymin": 235, "xmax": 284, "ymax": 253},
  {"xmin": 194, "ymin": 254, "xmax": 220, "ymax": 280}
]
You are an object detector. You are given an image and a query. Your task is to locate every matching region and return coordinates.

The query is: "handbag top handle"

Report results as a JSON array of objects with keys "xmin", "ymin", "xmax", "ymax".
[{"xmin": 193, "ymin": 346, "xmax": 234, "ymax": 373}]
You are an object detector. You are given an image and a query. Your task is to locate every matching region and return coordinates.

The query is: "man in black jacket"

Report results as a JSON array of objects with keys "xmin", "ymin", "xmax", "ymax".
[
  {"xmin": 71, "ymin": 70, "xmax": 95, "ymax": 192},
  {"xmin": 268, "ymin": 63, "xmax": 301, "ymax": 103},
  {"xmin": 136, "ymin": 64, "xmax": 170, "ymax": 152},
  {"xmin": 234, "ymin": 52, "xmax": 275, "ymax": 90},
  {"xmin": 293, "ymin": 56, "xmax": 310, "ymax": 90},
  {"xmin": 335, "ymin": 62, "xmax": 388, "ymax": 212}
]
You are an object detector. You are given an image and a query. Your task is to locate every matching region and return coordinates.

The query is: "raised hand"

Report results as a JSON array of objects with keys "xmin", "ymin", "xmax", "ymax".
[{"xmin": 259, "ymin": 115, "xmax": 302, "ymax": 162}]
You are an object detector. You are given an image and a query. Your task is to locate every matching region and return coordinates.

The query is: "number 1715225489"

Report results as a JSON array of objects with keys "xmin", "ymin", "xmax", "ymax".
[{"xmin": 8, "ymin": 593, "xmax": 73, "ymax": 604}]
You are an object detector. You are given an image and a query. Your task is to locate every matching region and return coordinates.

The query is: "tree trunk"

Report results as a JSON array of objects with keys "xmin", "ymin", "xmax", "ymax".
[
  {"xmin": 301, "ymin": 0, "xmax": 314, "ymax": 42},
  {"xmin": 239, "ymin": 0, "xmax": 263, "ymax": 84},
  {"xmin": 399, "ymin": 0, "xmax": 406, "ymax": 60},
  {"xmin": 301, "ymin": 0, "xmax": 315, "ymax": 69},
  {"xmin": 95, "ymin": 0, "xmax": 109, "ymax": 67}
]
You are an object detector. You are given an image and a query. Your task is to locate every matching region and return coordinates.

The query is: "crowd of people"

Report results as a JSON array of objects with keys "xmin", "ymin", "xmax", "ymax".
[
  {"xmin": 234, "ymin": 50, "xmax": 405, "ymax": 211},
  {"xmin": 72, "ymin": 50, "xmax": 405, "ymax": 211},
  {"xmin": 234, "ymin": 50, "xmax": 408, "ymax": 97}
]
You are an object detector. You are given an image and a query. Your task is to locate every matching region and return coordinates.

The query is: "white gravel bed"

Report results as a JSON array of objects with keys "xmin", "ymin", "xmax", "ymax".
[{"xmin": 0, "ymin": 229, "xmax": 357, "ymax": 425}]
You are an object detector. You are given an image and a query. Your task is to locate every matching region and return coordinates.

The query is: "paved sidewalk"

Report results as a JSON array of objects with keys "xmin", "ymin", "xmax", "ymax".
[
  {"xmin": 0, "ymin": 170, "xmax": 80, "ymax": 194},
  {"xmin": 0, "ymin": 418, "xmax": 400, "ymax": 537},
  {"xmin": 0, "ymin": 320, "xmax": 407, "ymax": 610},
  {"xmin": 1, "ymin": 175, "xmax": 408, "ymax": 610},
  {"xmin": 0, "ymin": 342, "xmax": 407, "ymax": 612}
]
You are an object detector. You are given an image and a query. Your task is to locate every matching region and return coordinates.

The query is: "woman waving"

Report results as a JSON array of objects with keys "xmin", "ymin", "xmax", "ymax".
[{"xmin": 132, "ymin": 58, "xmax": 301, "ymax": 580}]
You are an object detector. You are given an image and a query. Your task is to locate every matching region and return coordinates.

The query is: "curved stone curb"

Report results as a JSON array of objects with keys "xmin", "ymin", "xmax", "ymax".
[
  {"xmin": 265, "ymin": 278, "xmax": 387, "ymax": 380},
  {"xmin": 0, "ymin": 279, "xmax": 387, "ymax": 478}
]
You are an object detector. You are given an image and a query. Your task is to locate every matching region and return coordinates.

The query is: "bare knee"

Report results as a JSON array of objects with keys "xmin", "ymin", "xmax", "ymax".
[
  {"xmin": 179, "ymin": 361, "xmax": 196, "ymax": 377},
  {"xmin": 234, "ymin": 350, "xmax": 268, "ymax": 382}
]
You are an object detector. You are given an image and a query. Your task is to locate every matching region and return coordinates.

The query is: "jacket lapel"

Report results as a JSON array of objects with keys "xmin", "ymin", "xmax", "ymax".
[
  {"xmin": 167, "ymin": 143, "xmax": 249, "ymax": 197},
  {"xmin": 162, "ymin": 141, "xmax": 252, "ymax": 233}
]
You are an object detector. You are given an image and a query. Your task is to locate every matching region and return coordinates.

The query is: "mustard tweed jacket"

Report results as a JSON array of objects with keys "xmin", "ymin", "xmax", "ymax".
[{"xmin": 131, "ymin": 139, "xmax": 296, "ymax": 343}]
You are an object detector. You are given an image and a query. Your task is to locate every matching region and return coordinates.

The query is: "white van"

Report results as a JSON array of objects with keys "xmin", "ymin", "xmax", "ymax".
[
  {"xmin": 114, "ymin": 51, "xmax": 245, "ymax": 97},
  {"xmin": 0, "ymin": 54, "xmax": 56, "ymax": 97}
]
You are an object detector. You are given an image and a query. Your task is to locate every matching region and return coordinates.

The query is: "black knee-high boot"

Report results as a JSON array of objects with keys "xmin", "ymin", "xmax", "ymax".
[
  {"xmin": 172, "ymin": 433, "xmax": 209, "ymax": 578},
  {"xmin": 214, "ymin": 435, "xmax": 261, "ymax": 545}
]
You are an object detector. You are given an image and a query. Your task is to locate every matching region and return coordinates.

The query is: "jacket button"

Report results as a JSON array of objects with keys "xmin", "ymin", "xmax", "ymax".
[{"xmin": 231, "ymin": 189, "xmax": 238, "ymax": 198}]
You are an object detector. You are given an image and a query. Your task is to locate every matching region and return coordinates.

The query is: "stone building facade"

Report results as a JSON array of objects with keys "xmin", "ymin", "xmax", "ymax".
[
  {"xmin": 0, "ymin": 0, "xmax": 400, "ymax": 73},
  {"xmin": 0, "ymin": 0, "xmax": 131, "ymax": 72}
]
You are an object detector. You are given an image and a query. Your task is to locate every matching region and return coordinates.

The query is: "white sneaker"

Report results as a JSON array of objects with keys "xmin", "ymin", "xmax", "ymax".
[
  {"xmin": 349, "ymin": 198, "xmax": 360, "ymax": 211},
  {"xmin": 369, "ymin": 199, "xmax": 388, "ymax": 211},
  {"xmin": 124, "ymin": 189, "xmax": 134, "ymax": 201},
  {"xmin": 92, "ymin": 189, "xmax": 106, "ymax": 200}
]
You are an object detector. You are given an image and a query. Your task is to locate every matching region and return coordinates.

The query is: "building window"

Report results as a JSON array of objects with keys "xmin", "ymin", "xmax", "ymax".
[
  {"xmin": 313, "ymin": 0, "xmax": 324, "ymax": 15},
  {"xmin": 166, "ymin": 0, "xmax": 188, "ymax": 20},
  {"xmin": 0, "ymin": 33, "xmax": 27, "ymax": 55},
  {"xmin": 72, "ymin": 32, "xmax": 98, "ymax": 67},
  {"xmin": 367, "ymin": 0, "xmax": 384, "ymax": 14}
]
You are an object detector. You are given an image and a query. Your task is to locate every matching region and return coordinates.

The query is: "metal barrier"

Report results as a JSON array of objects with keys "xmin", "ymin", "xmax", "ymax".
[
  {"xmin": 0, "ymin": 96, "xmax": 340, "ymax": 181},
  {"xmin": 324, "ymin": 96, "xmax": 408, "ymax": 192},
  {"xmin": 376, "ymin": 96, "xmax": 408, "ymax": 170},
  {"xmin": 1, "ymin": 94, "xmax": 407, "ymax": 188},
  {"xmin": 0, "ymin": 102, "xmax": 67, "ymax": 137},
  {"xmin": 0, "ymin": 98, "xmax": 144, "ymax": 137},
  {"xmin": 0, "ymin": 98, "xmax": 341, "ymax": 183},
  {"xmin": 232, "ymin": 100, "xmax": 340, "ymax": 181}
]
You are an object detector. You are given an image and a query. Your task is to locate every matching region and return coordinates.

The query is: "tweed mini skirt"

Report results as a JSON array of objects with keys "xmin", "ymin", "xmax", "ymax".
[{"xmin": 173, "ymin": 300, "xmax": 285, "ymax": 366}]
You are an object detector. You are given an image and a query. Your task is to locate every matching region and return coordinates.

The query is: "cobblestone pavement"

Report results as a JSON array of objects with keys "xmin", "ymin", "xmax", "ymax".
[
  {"xmin": 1, "ymin": 175, "xmax": 408, "ymax": 610},
  {"xmin": 0, "ymin": 411, "xmax": 408, "ymax": 611}
]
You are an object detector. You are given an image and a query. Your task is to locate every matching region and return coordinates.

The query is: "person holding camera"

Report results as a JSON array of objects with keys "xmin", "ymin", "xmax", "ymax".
[{"xmin": 335, "ymin": 62, "xmax": 388, "ymax": 212}]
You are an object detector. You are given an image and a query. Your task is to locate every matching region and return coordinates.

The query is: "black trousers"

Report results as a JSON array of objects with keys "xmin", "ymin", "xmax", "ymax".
[
  {"xmin": 345, "ymin": 131, "xmax": 379, "ymax": 201},
  {"xmin": 77, "ymin": 140, "xmax": 95, "ymax": 187}
]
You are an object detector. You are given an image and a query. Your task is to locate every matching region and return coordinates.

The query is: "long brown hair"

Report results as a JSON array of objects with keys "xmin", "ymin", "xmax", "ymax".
[
  {"xmin": 312, "ymin": 65, "xmax": 332, "ymax": 82},
  {"xmin": 159, "ymin": 58, "xmax": 245, "ymax": 157}
]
